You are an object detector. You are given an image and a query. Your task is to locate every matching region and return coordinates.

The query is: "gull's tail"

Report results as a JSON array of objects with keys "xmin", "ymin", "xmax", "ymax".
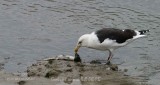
[
  {"xmin": 133, "ymin": 29, "xmax": 150, "ymax": 39},
  {"xmin": 139, "ymin": 30, "xmax": 150, "ymax": 35}
]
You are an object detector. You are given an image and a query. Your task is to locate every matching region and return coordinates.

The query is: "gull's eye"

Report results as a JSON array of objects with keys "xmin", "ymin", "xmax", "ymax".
[{"xmin": 78, "ymin": 41, "xmax": 82, "ymax": 44}]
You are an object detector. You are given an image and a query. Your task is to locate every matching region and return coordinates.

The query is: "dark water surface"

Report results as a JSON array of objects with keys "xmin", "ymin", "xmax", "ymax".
[{"xmin": 0, "ymin": 0, "xmax": 160, "ymax": 85}]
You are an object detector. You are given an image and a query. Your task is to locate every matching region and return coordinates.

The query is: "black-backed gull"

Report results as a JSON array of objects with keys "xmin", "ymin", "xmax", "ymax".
[{"xmin": 74, "ymin": 28, "xmax": 149, "ymax": 64}]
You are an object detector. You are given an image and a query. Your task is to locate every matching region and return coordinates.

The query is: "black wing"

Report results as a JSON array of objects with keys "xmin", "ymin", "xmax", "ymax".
[{"xmin": 95, "ymin": 28, "xmax": 136, "ymax": 43}]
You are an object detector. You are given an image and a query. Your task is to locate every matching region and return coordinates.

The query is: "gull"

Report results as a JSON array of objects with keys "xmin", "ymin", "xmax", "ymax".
[{"xmin": 74, "ymin": 28, "xmax": 149, "ymax": 64}]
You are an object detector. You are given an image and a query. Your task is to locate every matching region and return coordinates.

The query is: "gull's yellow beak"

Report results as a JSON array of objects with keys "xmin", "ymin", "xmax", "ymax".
[{"xmin": 74, "ymin": 45, "xmax": 80, "ymax": 53}]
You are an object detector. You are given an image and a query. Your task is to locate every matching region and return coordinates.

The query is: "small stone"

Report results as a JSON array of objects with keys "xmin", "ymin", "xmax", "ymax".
[
  {"xmin": 64, "ymin": 77, "xmax": 73, "ymax": 84},
  {"xmin": 48, "ymin": 59, "xmax": 53, "ymax": 64},
  {"xmin": 67, "ymin": 64, "xmax": 71, "ymax": 67},
  {"xmin": 65, "ymin": 68, "xmax": 72, "ymax": 72},
  {"xmin": 45, "ymin": 70, "xmax": 61, "ymax": 78},
  {"xmin": 124, "ymin": 69, "xmax": 128, "ymax": 72},
  {"xmin": 17, "ymin": 81, "xmax": 26, "ymax": 85},
  {"xmin": 90, "ymin": 60, "xmax": 101, "ymax": 64},
  {"xmin": 106, "ymin": 67, "xmax": 110, "ymax": 70},
  {"xmin": 110, "ymin": 64, "xmax": 118, "ymax": 71}
]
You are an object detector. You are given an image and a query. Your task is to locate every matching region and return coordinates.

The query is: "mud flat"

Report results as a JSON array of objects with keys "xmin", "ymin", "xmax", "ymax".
[
  {"xmin": 0, "ymin": 55, "xmax": 141, "ymax": 85},
  {"xmin": 26, "ymin": 55, "xmax": 139, "ymax": 85}
]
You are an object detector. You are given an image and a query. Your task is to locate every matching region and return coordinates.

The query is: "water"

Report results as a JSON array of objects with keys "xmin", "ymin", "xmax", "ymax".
[{"xmin": 0, "ymin": 0, "xmax": 160, "ymax": 85}]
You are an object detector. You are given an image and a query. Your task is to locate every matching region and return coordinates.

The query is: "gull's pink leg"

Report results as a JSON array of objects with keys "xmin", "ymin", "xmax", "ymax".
[{"xmin": 106, "ymin": 50, "xmax": 113, "ymax": 65}]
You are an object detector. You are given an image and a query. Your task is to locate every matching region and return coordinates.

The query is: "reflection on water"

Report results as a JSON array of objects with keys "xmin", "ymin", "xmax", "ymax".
[{"xmin": 0, "ymin": 0, "xmax": 160, "ymax": 85}]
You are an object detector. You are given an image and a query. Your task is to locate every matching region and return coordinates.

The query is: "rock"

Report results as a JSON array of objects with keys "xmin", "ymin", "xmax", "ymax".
[
  {"xmin": 26, "ymin": 55, "xmax": 139, "ymax": 85},
  {"xmin": 124, "ymin": 69, "xmax": 128, "ymax": 72},
  {"xmin": 17, "ymin": 81, "xmax": 26, "ymax": 85},
  {"xmin": 109, "ymin": 64, "xmax": 118, "ymax": 71},
  {"xmin": 45, "ymin": 70, "xmax": 61, "ymax": 78}
]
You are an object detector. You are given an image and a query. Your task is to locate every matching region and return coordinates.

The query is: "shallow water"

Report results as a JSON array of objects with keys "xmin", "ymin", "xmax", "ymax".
[{"xmin": 0, "ymin": 0, "xmax": 160, "ymax": 85}]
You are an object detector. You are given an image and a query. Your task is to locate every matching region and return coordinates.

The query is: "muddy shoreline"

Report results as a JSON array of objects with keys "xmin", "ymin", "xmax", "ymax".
[{"xmin": 0, "ymin": 55, "xmax": 143, "ymax": 85}]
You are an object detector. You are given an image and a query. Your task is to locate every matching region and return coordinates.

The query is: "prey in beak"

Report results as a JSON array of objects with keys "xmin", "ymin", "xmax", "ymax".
[
  {"xmin": 74, "ymin": 42, "xmax": 82, "ymax": 62},
  {"xmin": 74, "ymin": 34, "xmax": 89, "ymax": 63},
  {"xmin": 74, "ymin": 52, "xmax": 81, "ymax": 62}
]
